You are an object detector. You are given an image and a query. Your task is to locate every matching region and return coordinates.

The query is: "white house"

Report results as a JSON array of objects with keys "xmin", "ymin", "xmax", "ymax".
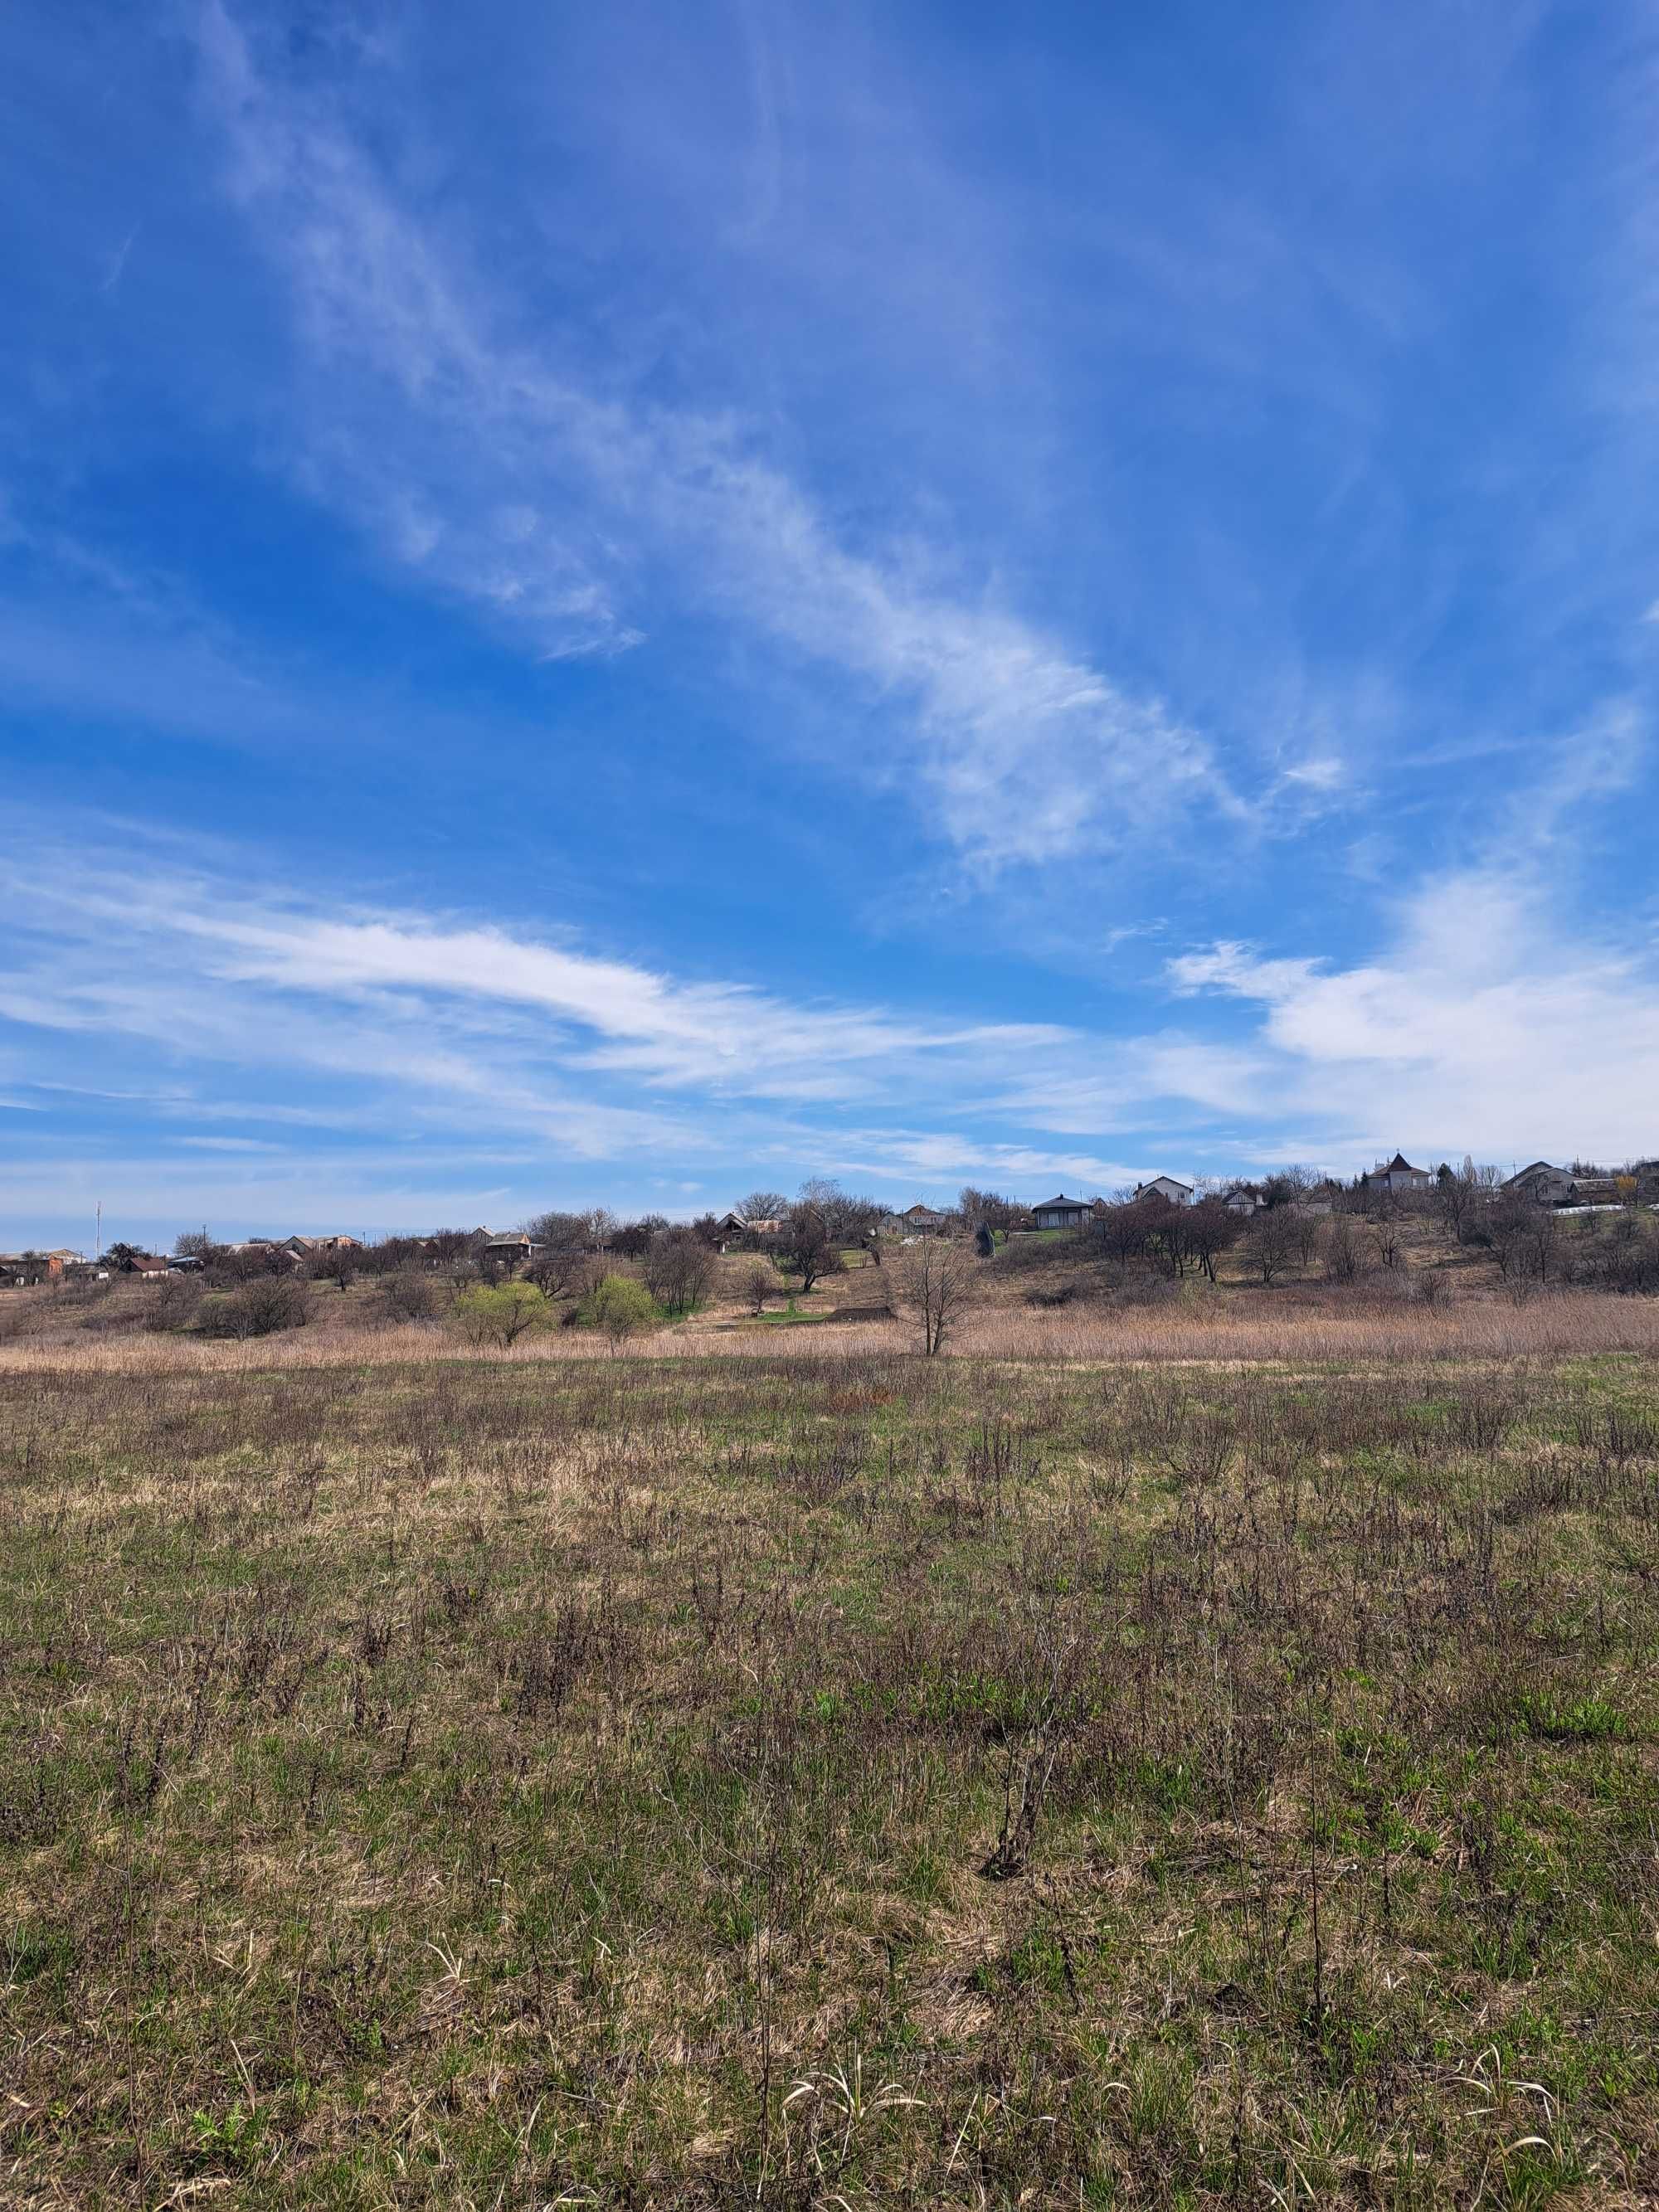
[
  {"xmin": 1135, "ymin": 1175, "xmax": 1194, "ymax": 1206},
  {"xmin": 1502, "ymin": 1162, "xmax": 1574, "ymax": 1206}
]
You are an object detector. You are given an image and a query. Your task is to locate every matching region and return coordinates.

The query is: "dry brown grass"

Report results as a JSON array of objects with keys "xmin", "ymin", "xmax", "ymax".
[
  {"xmin": 3, "ymin": 1279, "xmax": 1657, "ymax": 1378},
  {"xmin": 5, "ymin": 1330, "xmax": 1659, "ymax": 2204}
]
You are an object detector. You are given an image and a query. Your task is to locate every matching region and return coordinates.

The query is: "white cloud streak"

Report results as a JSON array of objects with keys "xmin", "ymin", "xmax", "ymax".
[
  {"xmin": 0, "ymin": 830, "xmax": 1269, "ymax": 1233},
  {"xmin": 192, "ymin": 1, "xmax": 1234, "ymax": 867},
  {"xmin": 1170, "ymin": 867, "xmax": 1659, "ymax": 1165}
]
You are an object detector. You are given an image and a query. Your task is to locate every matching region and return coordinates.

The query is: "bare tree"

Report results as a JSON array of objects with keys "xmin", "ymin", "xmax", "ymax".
[
  {"xmin": 734, "ymin": 1190, "xmax": 789, "ymax": 1223},
  {"xmin": 306, "ymin": 1242, "xmax": 360, "ymax": 1291},
  {"xmin": 1289, "ymin": 1207, "xmax": 1322, "ymax": 1274},
  {"xmin": 1260, "ymin": 1164, "xmax": 1318, "ymax": 1209},
  {"xmin": 525, "ymin": 1209, "xmax": 588, "ymax": 1250},
  {"xmin": 795, "ymin": 1177, "xmax": 882, "ymax": 1242},
  {"xmin": 893, "ymin": 1239, "xmax": 977, "ymax": 1355},
  {"xmin": 641, "ymin": 1230, "xmax": 716, "ymax": 1315},
  {"xmin": 1249, "ymin": 1208, "xmax": 1298, "ymax": 1285},
  {"xmin": 1090, "ymin": 1195, "xmax": 1161, "ymax": 1268},
  {"xmin": 771, "ymin": 1205, "xmax": 844, "ymax": 1295},
  {"xmin": 1153, "ymin": 1203, "xmax": 1203, "ymax": 1278},
  {"xmin": 1370, "ymin": 1202, "xmax": 1404, "ymax": 1270},
  {"xmin": 1186, "ymin": 1197, "xmax": 1243, "ymax": 1284},
  {"xmin": 959, "ymin": 1185, "xmax": 1023, "ymax": 1234},
  {"xmin": 741, "ymin": 1258, "xmax": 777, "ymax": 1315},
  {"xmin": 1433, "ymin": 1164, "xmax": 1480, "ymax": 1246},
  {"xmin": 1483, "ymin": 1194, "xmax": 1530, "ymax": 1281},
  {"xmin": 525, "ymin": 1244, "xmax": 591, "ymax": 1298}
]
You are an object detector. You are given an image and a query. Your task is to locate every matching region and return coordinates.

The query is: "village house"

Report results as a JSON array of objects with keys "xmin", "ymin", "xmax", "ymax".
[
  {"xmin": 480, "ymin": 1232, "xmax": 542, "ymax": 1266},
  {"xmin": 713, "ymin": 1210, "xmax": 783, "ymax": 1250},
  {"xmin": 1371, "ymin": 1153, "xmax": 1433, "ymax": 1194},
  {"xmin": 0, "ymin": 1252, "xmax": 69, "ymax": 1286},
  {"xmin": 1503, "ymin": 1162, "xmax": 1575, "ymax": 1206},
  {"xmin": 1220, "ymin": 1184, "xmax": 1263, "ymax": 1214},
  {"xmin": 1030, "ymin": 1194, "xmax": 1094, "ymax": 1230},
  {"xmin": 1135, "ymin": 1175, "xmax": 1194, "ymax": 1206},
  {"xmin": 897, "ymin": 1203, "xmax": 951, "ymax": 1235}
]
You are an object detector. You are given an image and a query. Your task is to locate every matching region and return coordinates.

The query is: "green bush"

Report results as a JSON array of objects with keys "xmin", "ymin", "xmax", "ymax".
[
  {"xmin": 577, "ymin": 1273, "xmax": 659, "ymax": 1349},
  {"xmin": 454, "ymin": 1281, "xmax": 549, "ymax": 1347}
]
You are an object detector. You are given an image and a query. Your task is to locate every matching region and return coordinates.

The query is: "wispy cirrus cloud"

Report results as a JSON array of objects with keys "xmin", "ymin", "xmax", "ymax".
[{"xmin": 191, "ymin": 0, "xmax": 1237, "ymax": 868}]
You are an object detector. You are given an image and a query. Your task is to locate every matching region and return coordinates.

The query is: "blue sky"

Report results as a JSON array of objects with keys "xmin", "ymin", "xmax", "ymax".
[{"xmin": 5, "ymin": 0, "xmax": 1659, "ymax": 1248}]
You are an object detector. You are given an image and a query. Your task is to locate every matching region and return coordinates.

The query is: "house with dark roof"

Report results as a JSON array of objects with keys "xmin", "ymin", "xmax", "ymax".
[
  {"xmin": 1220, "ymin": 1184, "xmax": 1263, "ymax": 1214},
  {"xmin": 480, "ymin": 1232, "xmax": 542, "ymax": 1268},
  {"xmin": 1031, "ymin": 1194, "xmax": 1093, "ymax": 1229},
  {"xmin": 1371, "ymin": 1153, "xmax": 1433, "ymax": 1194},
  {"xmin": 713, "ymin": 1210, "xmax": 782, "ymax": 1249}
]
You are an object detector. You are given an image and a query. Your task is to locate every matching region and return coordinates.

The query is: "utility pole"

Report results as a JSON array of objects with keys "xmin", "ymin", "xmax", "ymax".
[{"xmin": 95, "ymin": 1199, "xmax": 102, "ymax": 1266}]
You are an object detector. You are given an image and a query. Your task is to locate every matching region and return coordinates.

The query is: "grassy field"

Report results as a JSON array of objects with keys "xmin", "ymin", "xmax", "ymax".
[{"xmin": 5, "ymin": 1325, "xmax": 1659, "ymax": 2205}]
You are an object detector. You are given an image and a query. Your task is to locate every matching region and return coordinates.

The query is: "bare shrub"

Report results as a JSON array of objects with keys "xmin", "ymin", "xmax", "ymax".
[
  {"xmin": 197, "ymin": 1277, "xmax": 311, "ymax": 1339},
  {"xmin": 376, "ymin": 1271, "xmax": 438, "ymax": 1325},
  {"xmin": 145, "ymin": 1276, "xmax": 203, "ymax": 1334},
  {"xmin": 1322, "ymin": 1215, "xmax": 1363, "ymax": 1284}
]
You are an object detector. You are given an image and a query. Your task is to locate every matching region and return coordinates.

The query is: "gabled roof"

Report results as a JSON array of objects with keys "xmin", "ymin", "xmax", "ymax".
[
  {"xmin": 1033, "ymin": 1193, "xmax": 1091, "ymax": 1210},
  {"xmin": 1381, "ymin": 1152, "xmax": 1424, "ymax": 1174}
]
